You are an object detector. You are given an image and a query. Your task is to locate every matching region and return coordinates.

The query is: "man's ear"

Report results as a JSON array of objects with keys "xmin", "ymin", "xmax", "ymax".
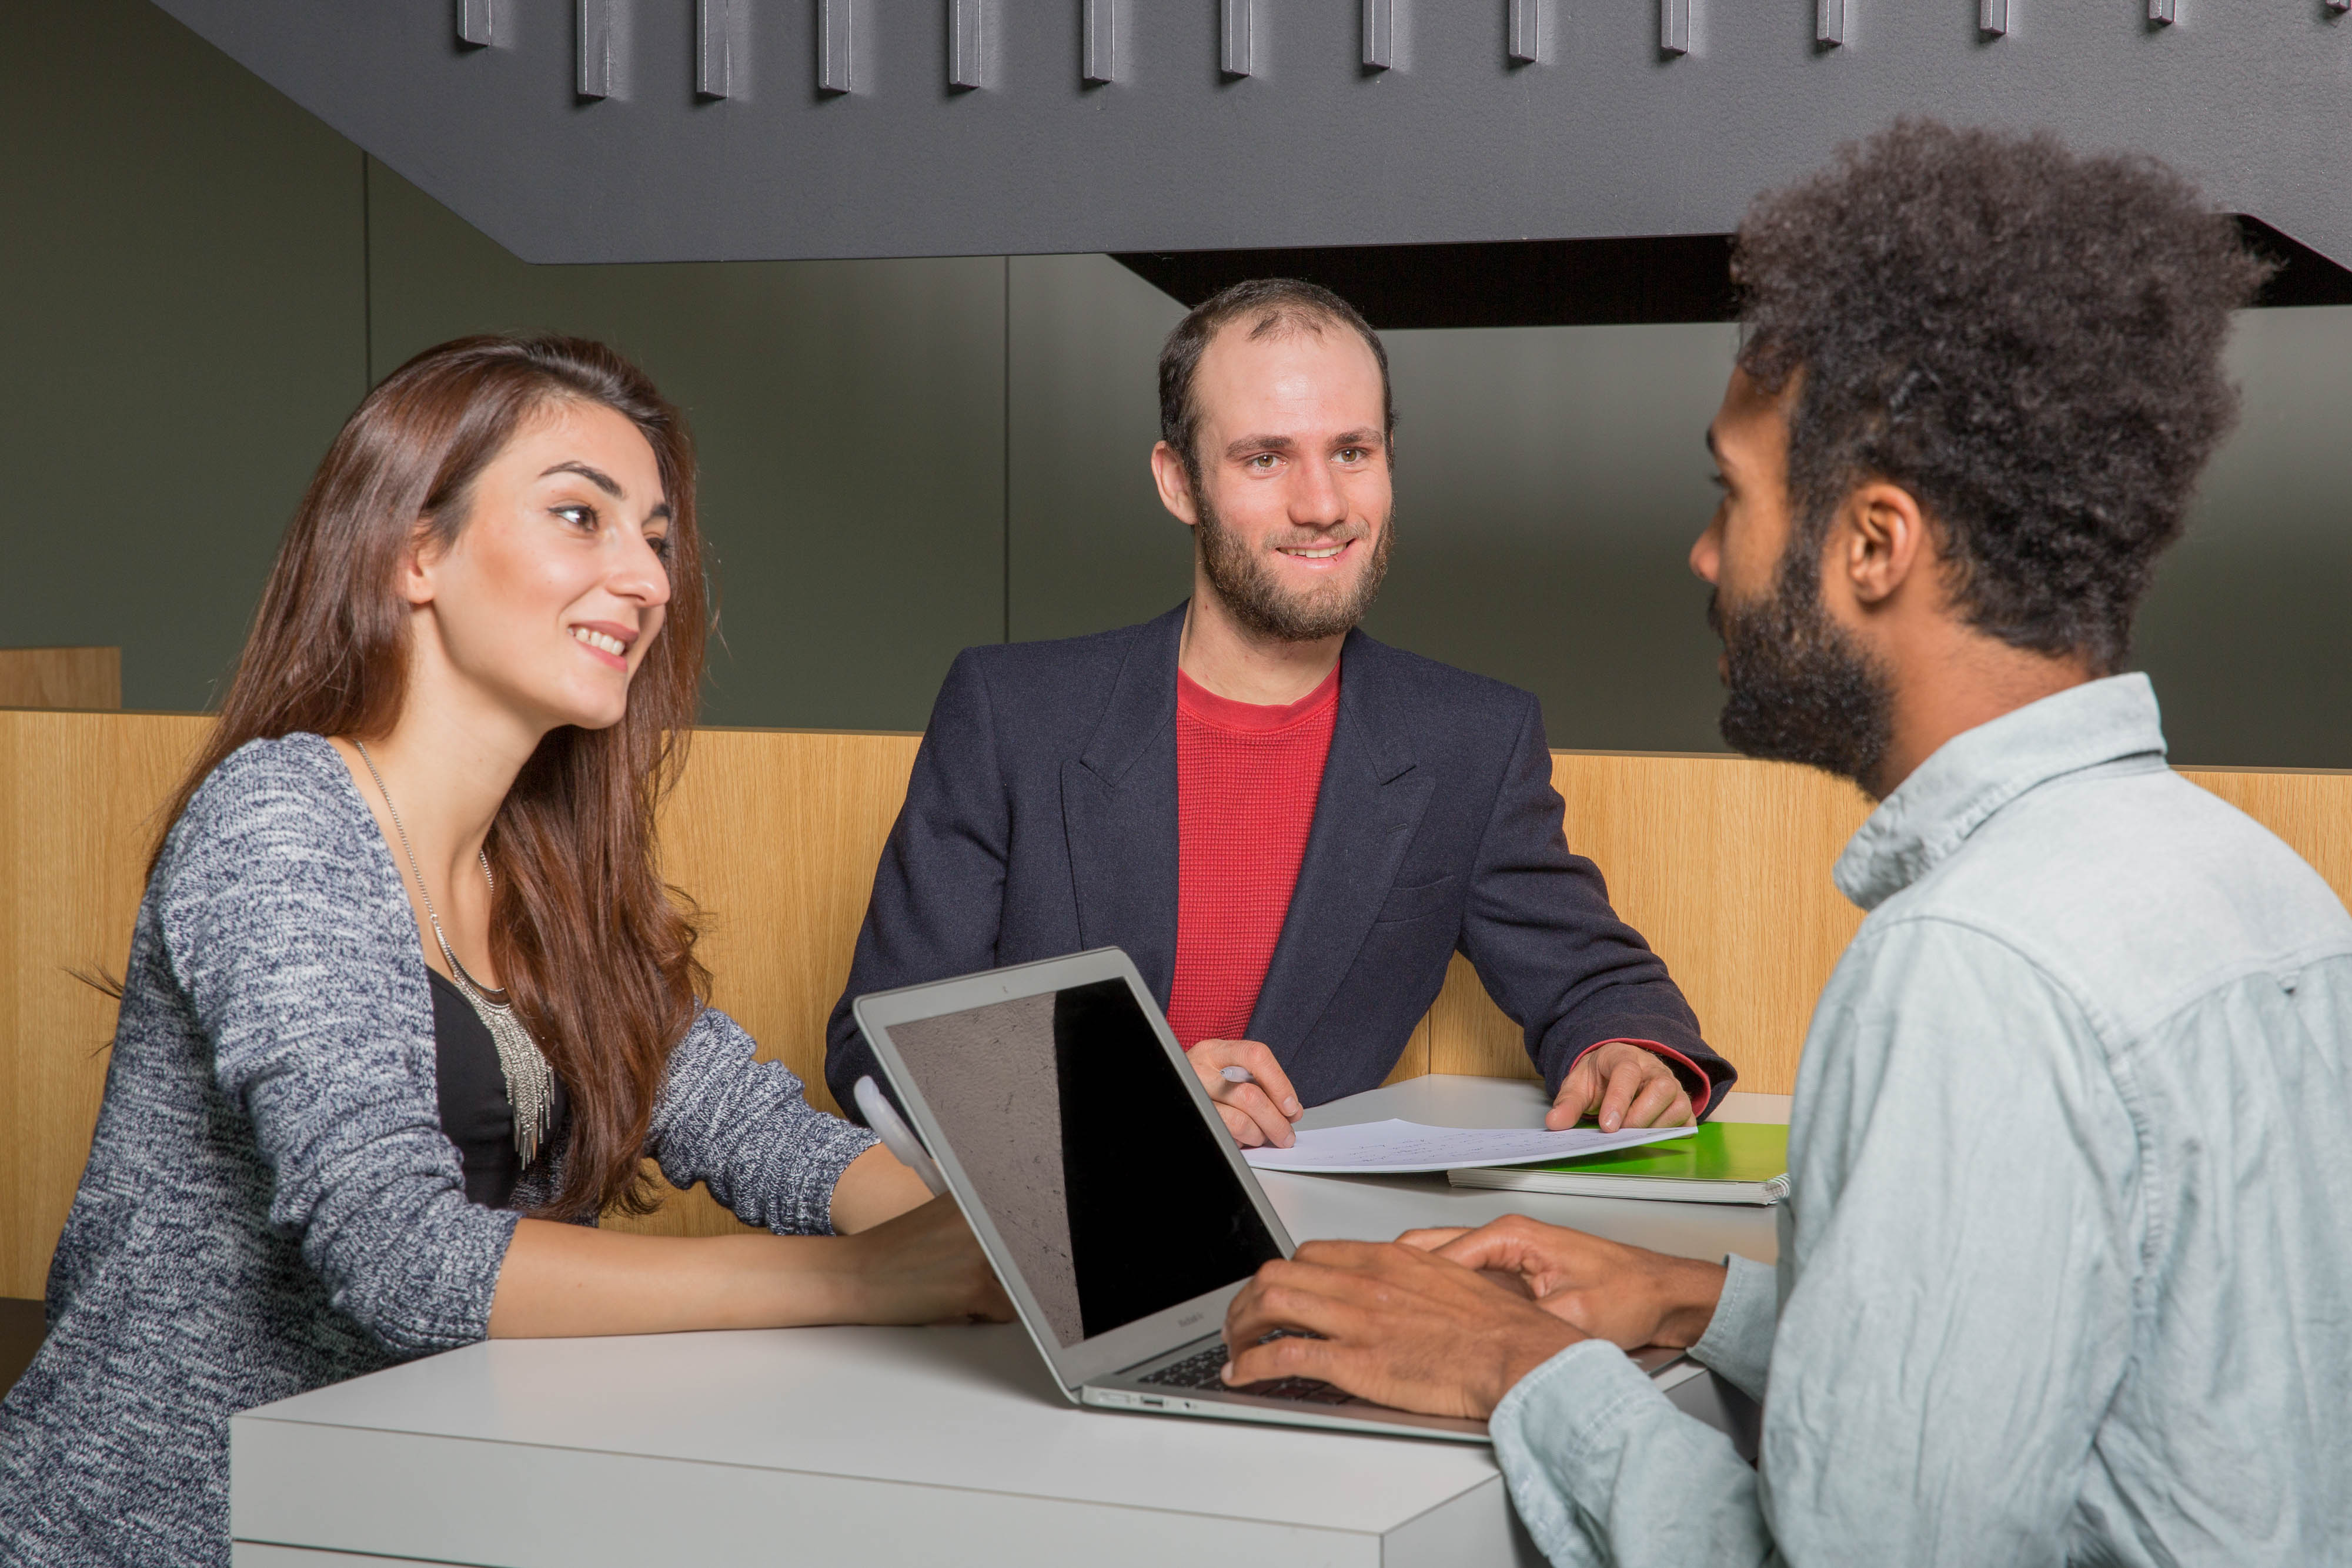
[
  {"xmin": 1150, "ymin": 440, "xmax": 1202, "ymax": 529},
  {"xmin": 1838, "ymin": 481, "xmax": 1931, "ymax": 610}
]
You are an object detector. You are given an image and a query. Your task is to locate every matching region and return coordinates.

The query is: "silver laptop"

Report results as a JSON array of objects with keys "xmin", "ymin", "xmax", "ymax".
[{"xmin": 853, "ymin": 946, "xmax": 1683, "ymax": 1443}]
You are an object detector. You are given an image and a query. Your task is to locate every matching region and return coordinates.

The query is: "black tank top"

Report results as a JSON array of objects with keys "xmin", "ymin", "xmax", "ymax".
[{"xmin": 427, "ymin": 968, "xmax": 568, "ymax": 1208}]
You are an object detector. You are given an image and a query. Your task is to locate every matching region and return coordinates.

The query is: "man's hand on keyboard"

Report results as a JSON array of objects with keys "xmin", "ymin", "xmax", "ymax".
[{"xmin": 1218, "ymin": 1239, "xmax": 1582, "ymax": 1420}]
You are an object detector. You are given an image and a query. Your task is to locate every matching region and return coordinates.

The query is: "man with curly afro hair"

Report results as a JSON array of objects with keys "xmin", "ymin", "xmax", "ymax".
[{"xmin": 1219, "ymin": 120, "xmax": 2352, "ymax": 1566}]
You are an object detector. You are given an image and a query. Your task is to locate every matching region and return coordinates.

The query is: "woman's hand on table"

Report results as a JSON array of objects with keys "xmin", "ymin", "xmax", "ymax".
[{"xmin": 840, "ymin": 1192, "xmax": 1015, "ymax": 1325}]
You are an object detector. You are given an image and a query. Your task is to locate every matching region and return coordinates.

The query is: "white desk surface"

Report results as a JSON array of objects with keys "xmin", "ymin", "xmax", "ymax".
[{"xmin": 230, "ymin": 1077, "xmax": 1783, "ymax": 1568}]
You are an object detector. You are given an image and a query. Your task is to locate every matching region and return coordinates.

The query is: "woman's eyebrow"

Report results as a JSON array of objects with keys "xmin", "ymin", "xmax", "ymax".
[{"xmin": 540, "ymin": 460, "xmax": 624, "ymax": 498}]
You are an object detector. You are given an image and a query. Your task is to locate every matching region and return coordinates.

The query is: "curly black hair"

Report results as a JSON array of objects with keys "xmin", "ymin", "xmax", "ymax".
[{"xmin": 1735, "ymin": 119, "xmax": 2269, "ymax": 671}]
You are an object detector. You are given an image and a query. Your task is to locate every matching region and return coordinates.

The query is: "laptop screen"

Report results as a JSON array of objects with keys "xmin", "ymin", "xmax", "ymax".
[{"xmin": 883, "ymin": 975, "xmax": 1285, "ymax": 1349}]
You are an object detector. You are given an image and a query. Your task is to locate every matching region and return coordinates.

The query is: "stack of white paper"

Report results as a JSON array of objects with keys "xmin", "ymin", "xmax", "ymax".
[{"xmin": 1240, "ymin": 1119, "xmax": 1693, "ymax": 1176}]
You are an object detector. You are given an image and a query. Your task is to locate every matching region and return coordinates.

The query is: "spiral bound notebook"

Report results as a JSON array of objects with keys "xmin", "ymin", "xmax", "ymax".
[{"xmin": 1446, "ymin": 1120, "xmax": 1790, "ymax": 1205}]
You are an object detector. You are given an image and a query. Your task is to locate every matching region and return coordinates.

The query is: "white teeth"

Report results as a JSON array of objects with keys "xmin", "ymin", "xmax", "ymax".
[
  {"xmin": 571, "ymin": 627, "xmax": 626, "ymax": 657},
  {"xmin": 1282, "ymin": 546, "xmax": 1344, "ymax": 559}
]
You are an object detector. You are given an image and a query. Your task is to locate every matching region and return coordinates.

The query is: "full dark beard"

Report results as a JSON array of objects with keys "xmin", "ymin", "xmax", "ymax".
[
  {"xmin": 1711, "ymin": 552, "xmax": 1895, "ymax": 794},
  {"xmin": 1196, "ymin": 494, "xmax": 1394, "ymax": 644}
]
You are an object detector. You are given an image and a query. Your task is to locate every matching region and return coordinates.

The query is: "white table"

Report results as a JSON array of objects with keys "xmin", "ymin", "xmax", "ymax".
[{"xmin": 230, "ymin": 1078, "xmax": 1783, "ymax": 1568}]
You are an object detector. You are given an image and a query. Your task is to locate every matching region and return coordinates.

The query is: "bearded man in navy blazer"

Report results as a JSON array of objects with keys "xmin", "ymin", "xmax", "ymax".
[{"xmin": 826, "ymin": 279, "xmax": 1734, "ymax": 1147}]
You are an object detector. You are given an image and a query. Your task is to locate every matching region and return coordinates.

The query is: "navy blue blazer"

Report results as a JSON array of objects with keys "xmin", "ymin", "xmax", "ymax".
[{"xmin": 824, "ymin": 606, "xmax": 1733, "ymax": 1118}]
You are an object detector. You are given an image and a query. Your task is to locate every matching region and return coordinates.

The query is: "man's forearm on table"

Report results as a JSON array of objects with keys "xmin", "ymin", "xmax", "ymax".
[{"xmin": 1491, "ymin": 1340, "xmax": 1778, "ymax": 1568}]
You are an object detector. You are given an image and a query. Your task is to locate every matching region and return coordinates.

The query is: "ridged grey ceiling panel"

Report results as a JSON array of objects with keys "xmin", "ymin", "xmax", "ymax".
[{"xmin": 150, "ymin": 0, "xmax": 2352, "ymax": 267}]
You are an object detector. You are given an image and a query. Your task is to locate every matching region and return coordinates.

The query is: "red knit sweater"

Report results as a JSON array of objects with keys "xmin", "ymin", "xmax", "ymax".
[{"xmin": 1166, "ymin": 665, "xmax": 1341, "ymax": 1049}]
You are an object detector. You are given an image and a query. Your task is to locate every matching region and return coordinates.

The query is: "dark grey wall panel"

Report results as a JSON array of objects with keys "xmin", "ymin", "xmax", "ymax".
[
  {"xmin": 366, "ymin": 165, "xmax": 1008, "ymax": 731},
  {"xmin": 1006, "ymin": 255, "xmax": 1191, "ymax": 644},
  {"xmin": 1363, "ymin": 321, "xmax": 1736, "ymax": 753},
  {"xmin": 147, "ymin": 1, "xmax": 2352, "ymax": 269},
  {"xmin": 0, "ymin": 0, "xmax": 366, "ymax": 713},
  {"xmin": 2135, "ymin": 306, "xmax": 2352, "ymax": 768}
]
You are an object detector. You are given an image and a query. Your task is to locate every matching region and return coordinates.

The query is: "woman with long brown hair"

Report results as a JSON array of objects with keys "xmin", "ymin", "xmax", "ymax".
[{"xmin": 0, "ymin": 335, "xmax": 1005, "ymax": 1565}]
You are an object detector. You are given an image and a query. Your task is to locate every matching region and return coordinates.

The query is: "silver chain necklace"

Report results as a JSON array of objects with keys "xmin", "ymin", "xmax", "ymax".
[{"xmin": 355, "ymin": 740, "xmax": 556, "ymax": 1167}]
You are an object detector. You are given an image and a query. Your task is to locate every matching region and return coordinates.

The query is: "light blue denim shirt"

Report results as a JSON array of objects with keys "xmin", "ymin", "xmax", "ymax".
[{"xmin": 1489, "ymin": 675, "xmax": 2352, "ymax": 1566}]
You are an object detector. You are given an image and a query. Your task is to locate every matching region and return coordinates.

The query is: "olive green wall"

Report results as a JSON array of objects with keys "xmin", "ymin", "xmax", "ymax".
[
  {"xmin": 1, "ymin": 0, "xmax": 366, "ymax": 716},
  {"xmin": 365, "ymin": 166, "xmax": 1007, "ymax": 731},
  {"xmin": 10, "ymin": 0, "xmax": 2352, "ymax": 763}
]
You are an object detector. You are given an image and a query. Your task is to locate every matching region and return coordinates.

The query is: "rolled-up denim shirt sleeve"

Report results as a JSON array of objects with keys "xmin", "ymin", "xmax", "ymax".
[
  {"xmin": 1491, "ymin": 1340, "xmax": 1776, "ymax": 1568},
  {"xmin": 1690, "ymin": 1251, "xmax": 1776, "ymax": 1400}
]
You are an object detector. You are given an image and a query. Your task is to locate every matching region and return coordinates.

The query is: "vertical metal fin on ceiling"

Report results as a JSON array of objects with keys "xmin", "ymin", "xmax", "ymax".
[
  {"xmin": 1508, "ymin": 0, "xmax": 1542, "ymax": 63},
  {"xmin": 576, "ymin": 0, "xmax": 613, "ymax": 98},
  {"xmin": 457, "ymin": 0, "xmax": 495, "ymax": 48},
  {"xmin": 950, "ymin": 0, "xmax": 984, "ymax": 88},
  {"xmin": 1817, "ymin": 0, "xmax": 1846, "ymax": 46},
  {"xmin": 1222, "ymin": 0, "xmax": 1254, "ymax": 77},
  {"xmin": 819, "ymin": 0, "xmax": 853, "ymax": 92},
  {"xmin": 2148, "ymin": 0, "xmax": 2176, "ymax": 21},
  {"xmin": 1661, "ymin": 0, "xmax": 1690, "ymax": 55},
  {"xmin": 1082, "ymin": 0, "xmax": 1116, "ymax": 83},
  {"xmin": 1981, "ymin": 0, "xmax": 2010, "ymax": 34},
  {"xmin": 1362, "ymin": 0, "xmax": 1392, "ymax": 71},
  {"xmin": 697, "ymin": 0, "xmax": 733, "ymax": 98}
]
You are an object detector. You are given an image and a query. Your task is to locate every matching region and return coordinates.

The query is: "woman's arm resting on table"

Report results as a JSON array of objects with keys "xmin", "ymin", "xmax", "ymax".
[
  {"xmin": 829, "ymin": 1144, "xmax": 938, "ymax": 1233},
  {"xmin": 487, "ymin": 1188, "xmax": 1010, "ymax": 1338}
]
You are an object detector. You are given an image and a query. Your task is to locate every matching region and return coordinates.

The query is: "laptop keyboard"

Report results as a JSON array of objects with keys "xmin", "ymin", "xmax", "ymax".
[{"xmin": 1138, "ymin": 1345, "xmax": 1356, "ymax": 1406}]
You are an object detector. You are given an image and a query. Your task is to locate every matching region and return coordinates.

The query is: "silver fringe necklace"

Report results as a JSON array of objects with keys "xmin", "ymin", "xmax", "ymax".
[{"xmin": 355, "ymin": 740, "xmax": 557, "ymax": 1166}]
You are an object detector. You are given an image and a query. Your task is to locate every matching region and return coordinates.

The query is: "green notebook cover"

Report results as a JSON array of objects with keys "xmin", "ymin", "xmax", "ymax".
[{"xmin": 1515, "ymin": 1120, "xmax": 1788, "ymax": 1182}]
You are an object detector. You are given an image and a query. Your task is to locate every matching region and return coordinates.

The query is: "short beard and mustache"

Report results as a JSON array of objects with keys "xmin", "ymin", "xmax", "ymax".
[
  {"xmin": 1711, "ymin": 534, "xmax": 1896, "ymax": 795},
  {"xmin": 1194, "ymin": 489, "xmax": 1395, "ymax": 644}
]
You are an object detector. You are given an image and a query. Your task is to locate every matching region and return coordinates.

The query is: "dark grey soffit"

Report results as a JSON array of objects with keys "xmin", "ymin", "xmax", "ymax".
[
  {"xmin": 1112, "ymin": 219, "xmax": 2352, "ymax": 330},
  {"xmin": 152, "ymin": 1, "xmax": 2352, "ymax": 274}
]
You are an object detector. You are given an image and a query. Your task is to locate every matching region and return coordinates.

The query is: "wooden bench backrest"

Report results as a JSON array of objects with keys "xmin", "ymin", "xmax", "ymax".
[{"xmin": 5, "ymin": 710, "xmax": 2346, "ymax": 1283}]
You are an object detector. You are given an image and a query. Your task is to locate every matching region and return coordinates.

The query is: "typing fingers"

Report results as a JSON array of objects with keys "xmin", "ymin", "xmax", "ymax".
[{"xmin": 1395, "ymin": 1226, "xmax": 1471, "ymax": 1252}]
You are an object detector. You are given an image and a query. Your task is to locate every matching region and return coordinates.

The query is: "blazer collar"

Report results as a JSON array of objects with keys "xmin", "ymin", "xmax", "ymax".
[
  {"xmin": 1065, "ymin": 605, "xmax": 1187, "ymax": 1000},
  {"xmin": 1246, "ymin": 631, "xmax": 1428, "ymax": 1054}
]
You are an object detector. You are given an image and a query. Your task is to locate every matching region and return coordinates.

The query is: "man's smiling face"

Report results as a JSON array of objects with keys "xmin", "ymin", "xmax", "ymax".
[{"xmin": 1180, "ymin": 319, "xmax": 1394, "ymax": 643}]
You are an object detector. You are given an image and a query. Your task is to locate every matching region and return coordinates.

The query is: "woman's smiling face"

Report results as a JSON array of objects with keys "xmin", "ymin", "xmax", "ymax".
[{"xmin": 403, "ymin": 398, "xmax": 674, "ymax": 736}]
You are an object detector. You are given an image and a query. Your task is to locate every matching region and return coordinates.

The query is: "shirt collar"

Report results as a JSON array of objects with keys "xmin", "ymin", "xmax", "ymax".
[{"xmin": 1832, "ymin": 673, "xmax": 2169, "ymax": 911}]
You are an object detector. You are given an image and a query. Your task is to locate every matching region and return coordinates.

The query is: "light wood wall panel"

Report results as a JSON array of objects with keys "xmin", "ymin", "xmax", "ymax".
[
  {"xmin": 1425, "ymin": 753, "xmax": 1874, "ymax": 1099},
  {"xmin": 9, "ymin": 712, "xmax": 2352, "ymax": 1271},
  {"xmin": 0, "ymin": 648, "xmax": 122, "ymax": 711},
  {"xmin": 604, "ymin": 729, "xmax": 921, "ymax": 1241},
  {"xmin": 1, "ymin": 711, "xmax": 210, "ymax": 1296}
]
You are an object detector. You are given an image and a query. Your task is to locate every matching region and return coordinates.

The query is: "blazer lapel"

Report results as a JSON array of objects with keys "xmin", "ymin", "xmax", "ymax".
[
  {"xmin": 1246, "ymin": 633, "xmax": 1431, "ymax": 1053},
  {"xmin": 1061, "ymin": 606, "xmax": 1185, "ymax": 1005}
]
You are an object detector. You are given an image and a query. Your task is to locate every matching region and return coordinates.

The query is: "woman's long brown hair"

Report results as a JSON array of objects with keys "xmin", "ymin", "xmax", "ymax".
[{"xmin": 157, "ymin": 334, "xmax": 710, "ymax": 1219}]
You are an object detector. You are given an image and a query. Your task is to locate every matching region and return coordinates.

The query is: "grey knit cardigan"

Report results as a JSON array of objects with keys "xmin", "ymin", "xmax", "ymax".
[{"xmin": 0, "ymin": 734, "xmax": 877, "ymax": 1565}]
